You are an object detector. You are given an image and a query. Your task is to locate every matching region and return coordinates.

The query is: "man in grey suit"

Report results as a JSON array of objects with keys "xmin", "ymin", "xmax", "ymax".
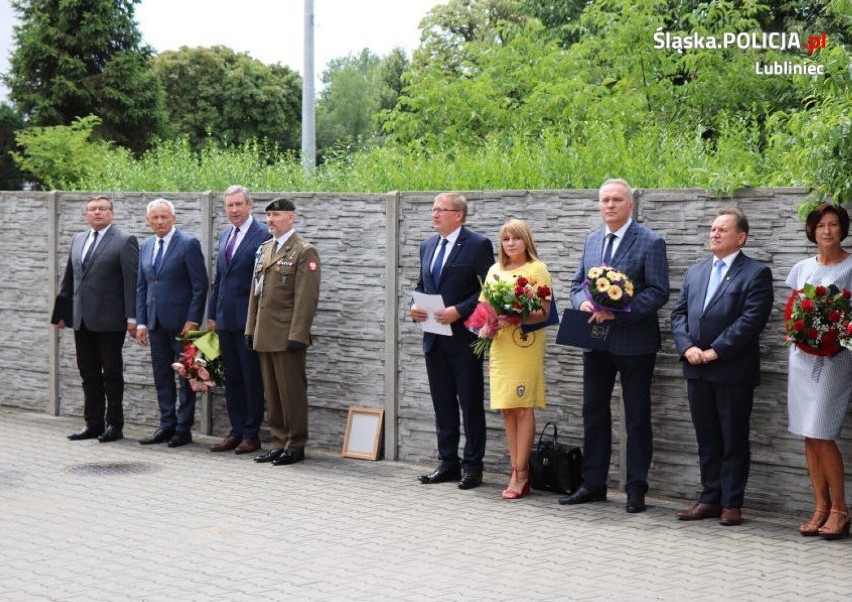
[
  {"xmin": 671, "ymin": 208, "xmax": 773, "ymax": 526},
  {"xmin": 55, "ymin": 196, "xmax": 139, "ymax": 443},
  {"xmin": 563, "ymin": 179, "xmax": 670, "ymax": 513}
]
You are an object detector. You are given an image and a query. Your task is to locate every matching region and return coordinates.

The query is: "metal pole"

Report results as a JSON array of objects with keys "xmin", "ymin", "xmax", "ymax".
[{"xmin": 302, "ymin": 0, "xmax": 316, "ymax": 175}]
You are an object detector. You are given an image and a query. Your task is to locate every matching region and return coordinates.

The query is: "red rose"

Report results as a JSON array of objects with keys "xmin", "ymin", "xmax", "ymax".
[
  {"xmin": 807, "ymin": 328, "xmax": 819, "ymax": 340},
  {"xmin": 829, "ymin": 310, "xmax": 842, "ymax": 323},
  {"xmin": 513, "ymin": 302, "xmax": 522, "ymax": 309},
  {"xmin": 514, "ymin": 285, "xmax": 526, "ymax": 296},
  {"xmin": 823, "ymin": 334, "xmax": 837, "ymax": 349},
  {"xmin": 801, "ymin": 299, "xmax": 815, "ymax": 312},
  {"xmin": 815, "ymin": 285, "xmax": 827, "ymax": 296},
  {"xmin": 843, "ymin": 289, "xmax": 852, "ymax": 299},
  {"xmin": 516, "ymin": 276, "xmax": 529, "ymax": 287},
  {"xmin": 847, "ymin": 323, "xmax": 852, "ymax": 335},
  {"xmin": 537, "ymin": 285, "xmax": 552, "ymax": 298},
  {"xmin": 793, "ymin": 320, "xmax": 806, "ymax": 332}
]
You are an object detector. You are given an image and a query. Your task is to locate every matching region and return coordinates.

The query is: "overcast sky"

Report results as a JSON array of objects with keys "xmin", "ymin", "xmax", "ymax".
[{"xmin": 0, "ymin": 0, "xmax": 447, "ymax": 101}]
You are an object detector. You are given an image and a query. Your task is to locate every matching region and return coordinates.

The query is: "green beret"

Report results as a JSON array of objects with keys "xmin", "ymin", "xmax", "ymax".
[{"xmin": 266, "ymin": 198, "xmax": 296, "ymax": 212}]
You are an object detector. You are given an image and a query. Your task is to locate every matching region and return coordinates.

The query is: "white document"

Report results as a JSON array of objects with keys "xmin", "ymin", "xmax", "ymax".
[{"xmin": 412, "ymin": 291, "xmax": 453, "ymax": 336}]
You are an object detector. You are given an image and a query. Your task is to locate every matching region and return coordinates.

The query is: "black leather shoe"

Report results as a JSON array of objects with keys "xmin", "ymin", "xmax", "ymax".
[
  {"xmin": 458, "ymin": 470, "xmax": 483, "ymax": 490},
  {"xmin": 418, "ymin": 465, "xmax": 461, "ymax": 484},
  {"xmin": 558, "ymin": 485, "xmax": 607, "ymax": 505},
  {"xmin": 139, "ymin": 428, "xmax": 174, "ymax": 445},
  {"xmin": 626, "ymin": 493, "xmax": 647, "ymax": 513},
  {"xmin": 97, "ymin": 425, "xmax": 124, "ymax": 443},
  {"xmin": 254, "ymin": 449, "xmax": 284, "ymax": 463},
  {"xmin": 167, "ymin": 431, "xmax": 192, "ymax": 448},
  {"xmin": 272, "ymin": 448, "xmax": 305, "ymax": 466},
  {"xmin": 68, "ymin": 426, "xmax": 103, "ymax": 441}
]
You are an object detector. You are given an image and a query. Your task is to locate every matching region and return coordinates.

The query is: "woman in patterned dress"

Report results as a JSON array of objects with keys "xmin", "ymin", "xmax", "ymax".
[
  {"xmin": 484, "ymin": 219, "xmax": 553, "ymax": 499},
  {"xmin": 787, "ymin": 203, "xmax": 852, "ymax": 539}
]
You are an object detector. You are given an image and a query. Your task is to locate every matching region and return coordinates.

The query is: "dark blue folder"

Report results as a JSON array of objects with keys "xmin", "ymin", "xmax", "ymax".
[{"xmin": 555, "ymin": 308, "xmax": 611, "ymax": 351}]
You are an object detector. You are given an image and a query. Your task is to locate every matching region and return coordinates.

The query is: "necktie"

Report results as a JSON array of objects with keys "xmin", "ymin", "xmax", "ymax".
[
  {"xmin": 153, "ymin": 238, "xmax": 165, "ymax": 275},
  {"xmin": 82, "ymin": 230, "xmax": 99, "ymax": 269},
  {"xmin": 431, "ymin": 238, "xmax": 448, "ymax": 284},
  {"xmin": 602, "ymin": 233, "xmax": 616, "ymax": 265},
  {"xmin": 703, "ymin": 259, "xmax": 725, "ymax": 309},
  {"xmin": 225, "ymin": 226, "xmax": 239, "ymax": 265}
]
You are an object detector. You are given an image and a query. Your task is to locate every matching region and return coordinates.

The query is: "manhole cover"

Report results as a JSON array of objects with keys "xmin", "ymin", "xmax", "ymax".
[{"xmin": 65, "ymin": 462, "xmax": 161, "ymax": 476}]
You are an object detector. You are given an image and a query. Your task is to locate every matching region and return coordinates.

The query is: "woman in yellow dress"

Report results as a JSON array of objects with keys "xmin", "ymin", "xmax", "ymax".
[{"xmin": 484, "ymin": 219, "xmax": 553, "ymax": 499}]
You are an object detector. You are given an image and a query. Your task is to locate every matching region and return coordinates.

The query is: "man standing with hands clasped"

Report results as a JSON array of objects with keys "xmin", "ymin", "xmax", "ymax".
[
  {"xmin": 207, "ymin": 186, "xmax": 270, "ymax": 455},
  {"xmin": 56, "ymin": 196, "xmax": 139, "ymax": 443},
  {"xmin": 411, "ymin": 192, "xmax": 494, "ymax": 490},
  {"xmin": 248, "ymin": 198, "xmax": 320, "ymax": 467},
  {"xmin": 135, "ymin": 199, "xmax": 209, "ymax": 448},
  {"xmin": 564, "ymin": 179, "xmax": 670, "ymax": 513},
  {"xmin": 671, "ymin": 208, "xmax": 773, "ymax": 526}
]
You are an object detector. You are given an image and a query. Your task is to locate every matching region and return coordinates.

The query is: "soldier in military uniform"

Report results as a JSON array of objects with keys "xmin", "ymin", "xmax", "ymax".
[{"xmin": 247, "ymin": 198, "xmax": 321, "ymax": 466}]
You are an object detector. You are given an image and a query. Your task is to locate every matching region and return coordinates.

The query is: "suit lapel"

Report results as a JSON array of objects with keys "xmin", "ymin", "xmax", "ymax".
[
  {"xmin": 424, "ymin": 235, "xmax": 440, "ymax": 289},
  {"xmin": 160, "ymin": 230, "xmax": 180, "ymax": 271},
  {"xmin": 439, "ymin": 228, "xmax": 466, "ymax": 284},
  {"xmin": 611, "ymin": 223, "xmax": 637, "ymax": 266},
  {"xmin": 703, "ymin": 253, "xmax": 745, "ymax": 312}
]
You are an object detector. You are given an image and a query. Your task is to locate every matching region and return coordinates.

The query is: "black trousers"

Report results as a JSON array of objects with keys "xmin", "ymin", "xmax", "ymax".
[{"xmin": 74, "ymin": 322, "xmax": 127, "ymax": 429}]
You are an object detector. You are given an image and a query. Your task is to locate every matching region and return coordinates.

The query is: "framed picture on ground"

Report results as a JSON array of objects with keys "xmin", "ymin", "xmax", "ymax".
[{"xmin": 342, "ymin": 407, "xmax": 384, "ymax": 461}]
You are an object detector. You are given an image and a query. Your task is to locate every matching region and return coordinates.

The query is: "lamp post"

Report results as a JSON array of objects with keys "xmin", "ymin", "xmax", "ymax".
[{"xmin": 301, "ymin": 0, "xmax": 316, "ymax": 176}]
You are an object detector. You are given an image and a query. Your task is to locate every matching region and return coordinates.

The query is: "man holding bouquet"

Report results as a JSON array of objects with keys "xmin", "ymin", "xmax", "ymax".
[{"xmin": 563, "ymin": 179, "xmax": 670, "ymax": 513}]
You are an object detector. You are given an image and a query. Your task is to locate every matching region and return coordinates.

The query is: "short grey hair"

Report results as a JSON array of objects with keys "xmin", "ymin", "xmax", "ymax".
[
  {"xmin": 435, "ymin": 192, "xmax": 468, "ymax": 220},
  {"xmin": 146, "ymin": 198, "xmax": 175, "ymax": 215},
  {"xmin": 224, "ymin": 185, "xmax": 251, "ymax": 201},
  {"xmin": 600, "ymin": 178, "xmax": 634, "ymax": 202}
]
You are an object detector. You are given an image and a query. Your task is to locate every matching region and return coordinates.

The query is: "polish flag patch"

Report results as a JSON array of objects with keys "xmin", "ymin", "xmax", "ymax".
[{"xmin": 309, "ymin": 261, "xmax": 318, "ymax": 272}]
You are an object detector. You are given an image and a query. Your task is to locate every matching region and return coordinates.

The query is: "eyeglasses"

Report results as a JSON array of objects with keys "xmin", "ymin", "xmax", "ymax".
[{"xmin": 431, "ymin": 208, "xmax": 460, "ymax": 213}]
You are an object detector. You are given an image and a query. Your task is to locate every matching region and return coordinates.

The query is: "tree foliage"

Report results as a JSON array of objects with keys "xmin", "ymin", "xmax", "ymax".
[
  {"xmin": 152, "ymin": 46, "xmax": 302, "ymax": 153},
  {"xmin": 0, "ymin": 103, "xmax": 25, "ymax": 190},
  {"xmin": 317, "ymin": 48, "xmax": 408, "ymax": 153},
  {"xmin": 4, "ymin": 0, "xmax": 165, "ymax": 154}
]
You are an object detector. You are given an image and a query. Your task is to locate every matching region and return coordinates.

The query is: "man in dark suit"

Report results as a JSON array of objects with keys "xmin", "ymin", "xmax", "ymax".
[
  {"xmin": 670, "ymin": 208, "xmax": 773, "ymax": 526},
  {"xmin": 411, "ymin": 192, "xmax": 494, "ymax": 490},
  {"xmin": 563, "ymin": 179, "xmax": 670, "ymax": 513},
  {"xmin": 135, "ymin": 199, "xmax": 209, "ymax": 448},
  {"xmin": 55, "ymin": 196, "xmax": 138, "ymax": 443},
  {"xmin": 207, "ymin": 186, "xmax": 270, "ymax": 454}
]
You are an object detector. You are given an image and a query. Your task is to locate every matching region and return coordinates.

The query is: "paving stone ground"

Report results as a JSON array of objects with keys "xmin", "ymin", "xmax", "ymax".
[{"xmin": 1, "ymin": 407, "xmax": 850, "ymax": 601}]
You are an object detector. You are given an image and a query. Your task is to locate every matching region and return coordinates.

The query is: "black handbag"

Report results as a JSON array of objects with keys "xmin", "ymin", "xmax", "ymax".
[{"xmin": 529, "ymin": 421, "xmax": 582, "ymax": 495}]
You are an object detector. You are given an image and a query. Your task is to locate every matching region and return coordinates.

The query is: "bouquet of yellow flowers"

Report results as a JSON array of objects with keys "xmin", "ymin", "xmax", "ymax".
[
  {"xmin": 464, "ymin": 274, "xmax": 552, "ymax": 358},
  {"xmin": 583, "ymin": 265, "xmax": 634, "ymax": 312}
]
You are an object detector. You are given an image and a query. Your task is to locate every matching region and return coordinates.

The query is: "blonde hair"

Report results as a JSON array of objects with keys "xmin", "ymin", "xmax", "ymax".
[{"xmin": 498, "ymin": 219, "xmax": 540, "ymax": 268}]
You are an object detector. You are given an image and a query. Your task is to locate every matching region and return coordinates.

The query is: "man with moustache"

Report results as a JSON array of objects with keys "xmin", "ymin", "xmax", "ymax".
[
  {"xmin": 248, "ymin": 198, "xmax": 320, "ymax": 467},
  {"xmin": 671, "ymin": 208, "xmax": 773, "ymax": 526},
  {"xmin": 207, "ymin": 186, "xmax": 270, "ymax": 454},
  {"xmin": 56, "ymin": 196, "xmax": 139, "ymax": 443},
  {"xmin": 135, "ymin": 199, "xmax": 208, "ymax": 448}
]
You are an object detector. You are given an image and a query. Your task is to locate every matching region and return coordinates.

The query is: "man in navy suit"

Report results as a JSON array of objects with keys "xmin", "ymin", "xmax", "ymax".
[
  {"xmin": 135, "ymin": 199, "xmax": 209, "ymax": 448},
  {"xmin": 671, "ymin": 208, "xmax": 773, "ymax": 526},
  {"xmin": 564, "ymin": 179, "xmax": 670, "ymax": 513},
  {"xmin": 55, "ymin": 196, "xmax": 138, "ymax": 443},
  {"xmin": 411, "ymin": 192, "xmax": 494, "ymax": 490},
  {"xmin": 207, "ymin": 186, "xmax": 270, "ymax": 454}
]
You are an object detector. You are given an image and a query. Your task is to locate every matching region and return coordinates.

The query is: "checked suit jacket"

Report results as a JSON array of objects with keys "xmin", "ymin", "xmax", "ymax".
[{"xmin": 570, "ymin": 220, "xmax": 670, "ymax": 355}]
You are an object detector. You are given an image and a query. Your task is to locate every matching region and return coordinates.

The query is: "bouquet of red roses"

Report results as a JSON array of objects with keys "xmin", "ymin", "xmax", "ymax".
[
  {"xmin": 464, "ymin": 273, "xmax": 552, "ymax": 358},
  {"xmin": 171, "ymin": 331, "xmax": 225, "ymax": 392},
  {"xmin": 784, "ymin": 283, "xmax": 852, "ymax": 356},
  {"xmin": 583, "ymin": 265, "xmax": 634, "ymax": 312}
]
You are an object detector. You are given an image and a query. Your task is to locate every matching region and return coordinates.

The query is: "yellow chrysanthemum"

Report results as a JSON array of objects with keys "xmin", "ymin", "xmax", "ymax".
[
  {"xmin": 595, "ymin": 277, "xmax": 611, "ymax": 292},
  {"xmin": 607, "ymin": 286, "xmax": 624, "ymax": 301},
  {"xmin": 588, "ymin": 267, "xmax": 603, "ymax": 279},
  {"xmin": 625, "ymin": 282, "xmax": 634, "ymax": 296},
  {"xmin": 606, "ymin": 270, "xmax": 620, "ymax": 281}
]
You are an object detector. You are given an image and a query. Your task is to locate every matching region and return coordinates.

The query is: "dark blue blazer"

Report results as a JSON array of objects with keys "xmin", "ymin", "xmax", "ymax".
[
  {"xmin": 207, "ymin": 219, "xmax": 271, "ymax": 331},
  {"xmin": 136, "ymin": 229, "xmax": 209, "ymax": 332},
  {"xmin": 415, "ymin": 226, "xmax": 494, "ymax": 354},
  {"xmin": 671, "ymin": 252, "xmax": 774, "ymax": 387},
  {"xmin": 570, "ymin": 220, "xmax": 670, "ymax": 355}
]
